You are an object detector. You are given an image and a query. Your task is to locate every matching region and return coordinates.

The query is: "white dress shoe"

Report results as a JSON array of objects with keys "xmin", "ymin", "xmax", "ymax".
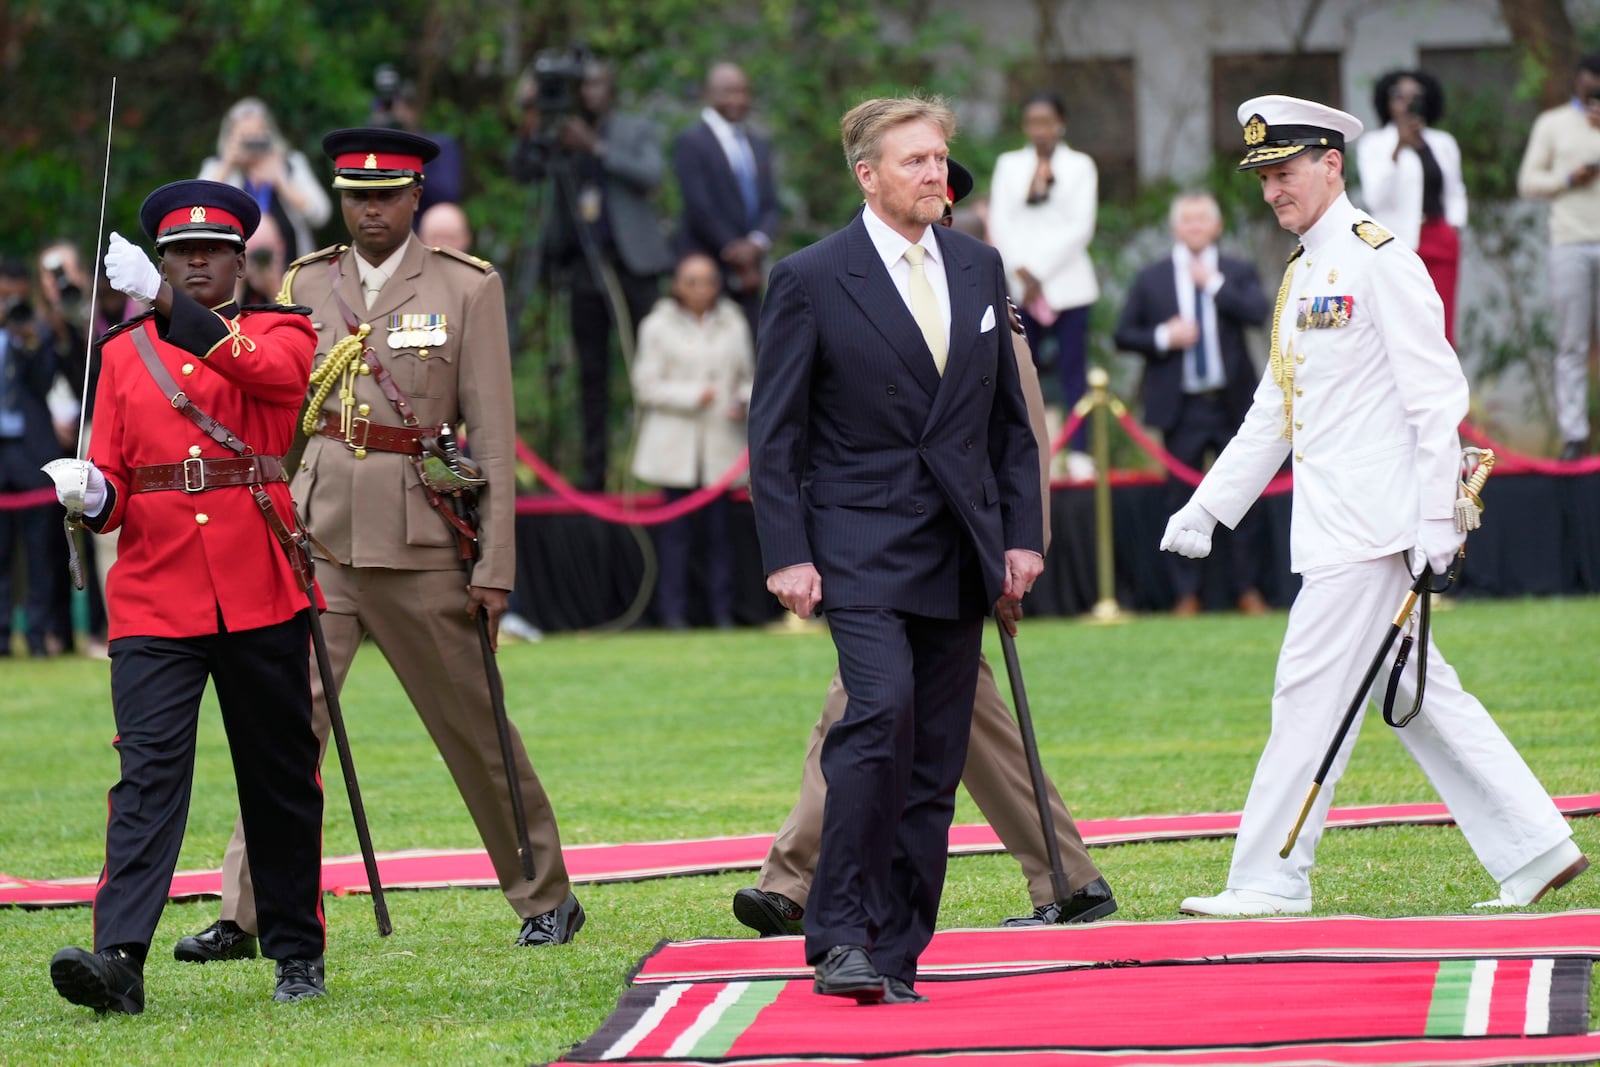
[
  {"xmin": 1179, "ymin": 888, "xmax": 1312, "ymax": 917},
  {"xmin": 1473, "ymin": 839, "xmax": 1589, "ymax": 908}
]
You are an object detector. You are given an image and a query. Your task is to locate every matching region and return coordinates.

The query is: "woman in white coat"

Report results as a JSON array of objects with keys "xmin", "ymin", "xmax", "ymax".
[
  {"xmin": 988, "ymin": 91, "xmax": 1099, "ymax": 456},
  {"xmin": 1356, "ymin": 70, "xmax": 1467, "ymax": 344},
  {"xmin": 199, "ymin": 98, "xmax": 332, "ymax": 262},
  {"xmin": 631, "ymin": 253, "xmax": 753, "ymax": 628}
]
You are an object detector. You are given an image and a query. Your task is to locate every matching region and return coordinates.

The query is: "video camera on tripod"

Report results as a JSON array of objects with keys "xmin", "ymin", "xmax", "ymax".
[{"xmin": 522, "ymin": 44, "xmax": 593, "ymax": 137}]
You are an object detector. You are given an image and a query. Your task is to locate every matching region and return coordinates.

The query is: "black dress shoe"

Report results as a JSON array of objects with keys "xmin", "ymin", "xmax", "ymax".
[
  {"xmin": 516, "ymin": 893, "xmax": 585, "ymax": 946},
  {"xmin": 813, "ymin": 944, "xmax": 886, "ymax": 1003},
  {"xmin": 1560, "ymin": 440, "xmax": 1586, "ymax": 462},
  {"xmin": 273, "ymin": 956, "xmax": 326, "ymax": 1002},
  {"xmin": 173, "ymin": 919, "xmax": 258, "ymax": 963},
  {"xmin": 1001, "ymin": 877, "xmax": 1118, "ymax": 926},
  {"xmin": 51, "ymin": 946, "xmax": 145, "ymax": 1015},
  {"xmin": 732, "ymin": 888, "xmax": 804, "ymax": 937},
  {"xmin": 881, "ymin": 976, "xmax": 928, "ymax": 1004}
]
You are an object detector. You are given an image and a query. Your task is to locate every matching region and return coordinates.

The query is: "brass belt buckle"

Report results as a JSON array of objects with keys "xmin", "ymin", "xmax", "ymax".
[
  {"xmin": 182, "ymin": 456, "xmax": 207, "ymax": 493},
  {"xmin": 347, "ymin": 416, "xmax": 371, "ymax": 459}
]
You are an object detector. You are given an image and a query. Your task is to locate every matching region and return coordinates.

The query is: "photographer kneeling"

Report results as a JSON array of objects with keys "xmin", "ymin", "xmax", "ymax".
[{"xmin": 510, "ymin": 51, "xmax": 672, "ymax": 491}]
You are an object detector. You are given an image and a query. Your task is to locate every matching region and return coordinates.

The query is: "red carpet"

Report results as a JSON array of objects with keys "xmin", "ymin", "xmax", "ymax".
[
  {"xmin": 559, "ymin": 916, "xmax": 1600, "ymax": 1064},
  {"xmin": 630, "ymin": 911, "xmax": 1600, "ymax": 983},
  {"xmin": 4, "ymin": 794, "xmax": 1597, "ymax": 909},
  {"xmin": 588, "ymin": 1034, "xmax": 1600, "ymax": 1067}
]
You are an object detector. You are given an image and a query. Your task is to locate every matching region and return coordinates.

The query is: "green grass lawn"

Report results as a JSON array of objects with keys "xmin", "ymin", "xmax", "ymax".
[{"xmin": 1, "ymin": 597, "xmax": 1597, "ymax": 1065}]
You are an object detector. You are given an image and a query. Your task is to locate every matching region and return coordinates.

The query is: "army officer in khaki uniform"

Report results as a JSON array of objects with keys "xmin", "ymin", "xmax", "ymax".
[{"xmin": 175, "ymin": 128, "xmax": 582, "ymax": 962}]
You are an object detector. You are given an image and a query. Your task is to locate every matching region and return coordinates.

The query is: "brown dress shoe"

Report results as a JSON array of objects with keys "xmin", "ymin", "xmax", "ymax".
[
  {"xmin": 1236, "ymin": 589, "xmax": 1270, "ymax": 615},
  {"xmin": 1172, "ymin": 594, "xmax": 1201, "ymax": 617}
]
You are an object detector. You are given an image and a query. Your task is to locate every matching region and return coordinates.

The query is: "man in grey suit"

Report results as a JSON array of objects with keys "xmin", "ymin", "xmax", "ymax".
[{"xmin": 513, "ymin": 58, "xmax": 673, "ymax": 489}]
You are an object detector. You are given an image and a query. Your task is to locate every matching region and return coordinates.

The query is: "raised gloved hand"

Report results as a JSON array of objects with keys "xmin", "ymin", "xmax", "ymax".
[
  {"xmin": 45, "ymin": 459, "xmax": 109, "ymax": 518},
  {"xmin": 105, "ymin": 231, "xmax": 162, "ymax": 303},
  {"xmin": 1160, "ymin": 499, "xmax": 1218, "ymax": 559},
  {"xmin": 1414, "ymin": 517, "xmax": 1465, "ymax": 575}
]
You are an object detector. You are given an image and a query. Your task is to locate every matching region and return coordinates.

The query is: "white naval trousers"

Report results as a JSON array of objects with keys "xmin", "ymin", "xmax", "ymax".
[{"xmin": 1227, "ymin": 553, "xmax": 1573, "ymax": 898}]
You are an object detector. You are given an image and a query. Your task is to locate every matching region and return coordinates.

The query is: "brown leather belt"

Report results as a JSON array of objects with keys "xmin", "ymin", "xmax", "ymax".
[
  {"xmin": 315, "ymin": 416, "xmax": 426, "ymax": 455},
  {"xmin": 131, "ymin": 455, "xmax": 284, "ymax": 493}
]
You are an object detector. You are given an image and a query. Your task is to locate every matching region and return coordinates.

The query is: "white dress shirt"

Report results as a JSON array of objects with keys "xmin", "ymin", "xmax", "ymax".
[
  {"xmin": 1153, "ymin": 244, "xmax": 1227, "ymax": 393},
  {"xmin": 860, "ymin": 203, "xmax": 951, "ymax": 352}
]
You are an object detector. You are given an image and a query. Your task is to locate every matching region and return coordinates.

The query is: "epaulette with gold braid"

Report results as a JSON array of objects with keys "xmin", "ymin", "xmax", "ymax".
[
  {"xmin": 429, "ymin": 245, "xmax": 495, "ymax": 273},
  {"xmin": 277, "ymin": 243, "xmax": 347, "ymax": 304},
  {"xmin": 1352, "ymin": 221, "xmax": 1394, "ymax": 249}
]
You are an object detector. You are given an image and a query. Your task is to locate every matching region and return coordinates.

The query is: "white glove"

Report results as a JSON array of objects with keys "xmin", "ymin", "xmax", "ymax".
[
  {"xmin": 1414, "ymin": 517, "xmax": 1465, "ymax": 575},
  {"xmin": 46, "ymin": 459, "xmax": 109, "ymax": 518},
  {"xmin": 1160, "ymin": 499, "xmax": 1218, "ymax": 559},
  {"xmin": 105, "ymin": 231, "xmax": 162, "ymax": 302}
]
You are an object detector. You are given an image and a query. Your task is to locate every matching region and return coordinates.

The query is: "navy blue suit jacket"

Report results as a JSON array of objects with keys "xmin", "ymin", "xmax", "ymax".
[
  {"xmin": 672, "ymin": 119, "xmax": 780, "ymax": 259},
  {"xmin": 1113, "ymin": 252, "xmax": 1269, "ymax": 434},
  {"xmin": 748, "ymin": 215, "xmax": 1042, "ymax": 618}
]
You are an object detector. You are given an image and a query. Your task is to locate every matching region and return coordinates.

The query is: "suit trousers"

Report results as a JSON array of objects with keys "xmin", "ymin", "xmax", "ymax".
[
  {"xmin": 98, "ymin": 612, "xmax": 324, "ymax": 960},
  {"xmin": 1549, "ymin": 241, "xmax": 1600, "ymax": 443},
  {"xmin": 806, "ymin": 607, "xmax": 983, "ymax": 985},
  {"xmin": 1020, "ymin": 305, "xmax": 1090, "ymax": 451},
  {"xmin": 1227, "ymin": 554, "xmax": 1574, "ymax": 898},
  {"xmin": 1163, "ymin": 393, "xmax": 1265, "ymax": 602},
  {"xmin": 761, "ymin": 654, "xmax": 1101, "ymax": 909},
  {"xmin": 654, "ymin": 488, "xmax": 734, "ymax": 627},
  {"xmin": 568, "ymin": 258, "xmax": 661, "ymax": 490},
  {"xmin": 220, "ymin": 565, "xmax": 572, "ymax": 932}
]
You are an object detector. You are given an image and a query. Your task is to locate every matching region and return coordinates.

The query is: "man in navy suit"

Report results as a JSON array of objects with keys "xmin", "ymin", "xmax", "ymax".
[
  {"xmin": 748, "ymin": 96, "xmax": 1044, "ymax": 1006},
  {"xmin": 1114, "ymin": 191, "xmax": 1272, "ymax": 615},
  {"xmin": 672, "ymin": 62, "xmax": 781, "ymax": 338}
]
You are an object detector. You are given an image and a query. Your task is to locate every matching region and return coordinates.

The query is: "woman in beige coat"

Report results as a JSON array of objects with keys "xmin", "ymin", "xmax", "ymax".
[{"xmin": 631, "ymin": 253, "xmax": 754, "ymax": 628}]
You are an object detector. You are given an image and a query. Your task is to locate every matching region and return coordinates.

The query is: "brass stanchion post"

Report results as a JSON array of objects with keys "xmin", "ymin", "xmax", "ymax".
[{"xmin": 1086, "ymin": 368, "xmax": 1126, "ymax": 624}]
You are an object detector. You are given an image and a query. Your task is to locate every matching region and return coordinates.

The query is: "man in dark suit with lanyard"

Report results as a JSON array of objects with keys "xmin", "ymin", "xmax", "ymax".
[
  {"xmin": 748, "ymin": 96, "xmax": 1043, "ymax": 1006},
  {"xmin": 672, "ymin": 61, "xmax": 781, "ymax": 337},
  {"xmin": 1114, "ymin": 190, "xmax": 1272, "ymax": 615}
]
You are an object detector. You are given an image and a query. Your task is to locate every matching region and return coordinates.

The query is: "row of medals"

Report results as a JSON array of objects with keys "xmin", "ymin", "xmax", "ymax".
[
  {"xmin": 1296, "ymin": 295, "xmax": 1352, "ymax": 331},
  {"xmin": 387, "ymin": 313, "xmax": 447, "ymax": 351}
]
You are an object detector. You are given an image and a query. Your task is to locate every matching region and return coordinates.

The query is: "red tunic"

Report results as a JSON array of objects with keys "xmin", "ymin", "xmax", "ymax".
[{"xmin": 88, "ymin": 295, "xmax": 320, "ymax": 640}]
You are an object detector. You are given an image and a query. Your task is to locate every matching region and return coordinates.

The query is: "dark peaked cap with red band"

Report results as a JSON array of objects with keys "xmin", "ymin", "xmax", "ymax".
[
  {"xmin": 139, "ymin": 179, "xmax": 260, "ymax": 248},
  {"xmin": 323, "ymin": 127, "xmax": 439, "ymax": 189},
  {"xmin": 946, "ymin": 158, "xmax": 975, "ymax": 205}
]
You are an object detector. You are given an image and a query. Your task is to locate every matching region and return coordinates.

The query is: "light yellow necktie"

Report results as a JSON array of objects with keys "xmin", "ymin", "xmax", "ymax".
[
  {"xmin": 903, "ymin": 245, "xmax": 947, "ymax": 376},
  {"xmin": 363, "ymin": 267, "xmax": 387, "ymax": 310}
]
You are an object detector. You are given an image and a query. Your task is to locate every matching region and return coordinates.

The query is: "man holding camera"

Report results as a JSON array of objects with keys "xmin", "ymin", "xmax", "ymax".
[
  {"xmin": 0, "ymin": 257, "xmax": 64, "ymax": 657},
  {"xmin": 511, "ymin": 54, "xmax": 673, "ymax": 491},
  {"xmin": 1518, "ymin": 53, "xmax": 1600, "ymax": 461}
]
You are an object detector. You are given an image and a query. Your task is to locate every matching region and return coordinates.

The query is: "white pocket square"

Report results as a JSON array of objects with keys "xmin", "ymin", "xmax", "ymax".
[{"xmin": 979, "ymin": 304, "xmax": 996, "ymax": 333}]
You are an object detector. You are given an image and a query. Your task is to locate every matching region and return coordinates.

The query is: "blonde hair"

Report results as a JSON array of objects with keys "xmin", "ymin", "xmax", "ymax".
[{"xmin": 840, "ymin": 95, "xmax": 957, "ymax": 174}]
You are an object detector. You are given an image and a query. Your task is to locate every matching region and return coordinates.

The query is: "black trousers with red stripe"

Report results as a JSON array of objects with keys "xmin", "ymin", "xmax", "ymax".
[{"xmin": 95, "ymin": 610, "xmax": 324, "ymax": 961}]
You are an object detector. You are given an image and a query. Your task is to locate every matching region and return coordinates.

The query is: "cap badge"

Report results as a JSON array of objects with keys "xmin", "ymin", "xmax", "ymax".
[
  {"xmin": 364, "ymin": 153, "xmax": 378, "ymax": 169},
  {"xmin": 189, "ymin": 206, "xmax": 207, "ymax": 223},
  {"xmin": 1243, "ymin": 115, "xmax": 1267, "ymax": 147}
]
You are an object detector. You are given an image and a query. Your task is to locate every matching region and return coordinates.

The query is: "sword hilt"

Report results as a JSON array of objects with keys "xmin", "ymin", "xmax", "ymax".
[{"xmin": 1279, "ymin": 781, "xmax": 1322, "ymax": 859}]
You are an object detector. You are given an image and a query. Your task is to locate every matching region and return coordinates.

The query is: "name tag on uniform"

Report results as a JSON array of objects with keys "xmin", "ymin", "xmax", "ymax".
[
  {"xmin": 386, "ymin": 313, "xmax": 448, "ymax": 353},
  {"xmin": 1296, "ymin": 295, "xmax": 1354, "ymax": 330}
]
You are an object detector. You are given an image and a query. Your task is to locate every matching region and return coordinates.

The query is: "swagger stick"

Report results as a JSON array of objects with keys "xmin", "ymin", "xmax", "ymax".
[
  {"xmin": 1279, "ymin": 450, "xmax": 1497, "ymax": 858},
  {"xmin": 993, "ymin": 608, "xmax": 1072, "ymax": 905}
]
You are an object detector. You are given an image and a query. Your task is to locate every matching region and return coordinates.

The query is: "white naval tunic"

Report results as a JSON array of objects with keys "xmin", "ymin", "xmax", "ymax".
[{"xmin": 1187, "ymin": 192, "xmax": 1573, "ymax": 899}]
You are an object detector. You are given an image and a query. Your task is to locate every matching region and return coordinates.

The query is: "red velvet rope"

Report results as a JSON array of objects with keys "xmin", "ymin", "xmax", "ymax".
[
  {"xmin": 0, "ymin": 487, "xmax": 59, "ymax": 511},
  {"xmin": 1110, "ymin": 408, "xmax": 1296, "ymax": 497},
  {"xmin": 1458, "ymin": 421, "xmax": 1600, "ymax": 476},
  {"xmin": 512, "ymin": 437, "xmax": 750, "ymax": 526},
  {"xmin": 1047, "ymin": 409, "xmax": 1087, "ymax": 457}
]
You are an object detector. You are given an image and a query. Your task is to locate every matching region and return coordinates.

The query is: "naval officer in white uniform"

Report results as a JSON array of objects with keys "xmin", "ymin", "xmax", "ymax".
[{"xmin": 1161, "ymin": 95, "xmax": 1587, "ymax": 917}]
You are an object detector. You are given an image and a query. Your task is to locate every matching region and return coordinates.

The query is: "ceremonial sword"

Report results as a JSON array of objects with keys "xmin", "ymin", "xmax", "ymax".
[{"xmin": 41, "ymin": 77, "xmax": 116, "ymax": 589}]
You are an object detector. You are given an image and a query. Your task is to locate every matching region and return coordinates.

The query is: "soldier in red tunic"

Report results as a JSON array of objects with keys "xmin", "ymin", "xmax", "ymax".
[{"xmin": 47, "ymin": 180, "xmax": 327, "ymax": 1014}]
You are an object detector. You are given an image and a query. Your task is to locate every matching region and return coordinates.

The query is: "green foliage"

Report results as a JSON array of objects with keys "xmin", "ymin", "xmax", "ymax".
[{"xmin": 1, "ymin": 600, "xmax": 1598, "ymax": 1063}]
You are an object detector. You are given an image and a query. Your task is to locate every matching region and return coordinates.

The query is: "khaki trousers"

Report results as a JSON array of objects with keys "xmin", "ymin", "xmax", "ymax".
[
  {"xmin": 221, "ymin": 565, "xmax": 571, "ymax": 932},
  {"xmin": 760, "ymin": 654, "xmax": 1100, "ymax": 909}
]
